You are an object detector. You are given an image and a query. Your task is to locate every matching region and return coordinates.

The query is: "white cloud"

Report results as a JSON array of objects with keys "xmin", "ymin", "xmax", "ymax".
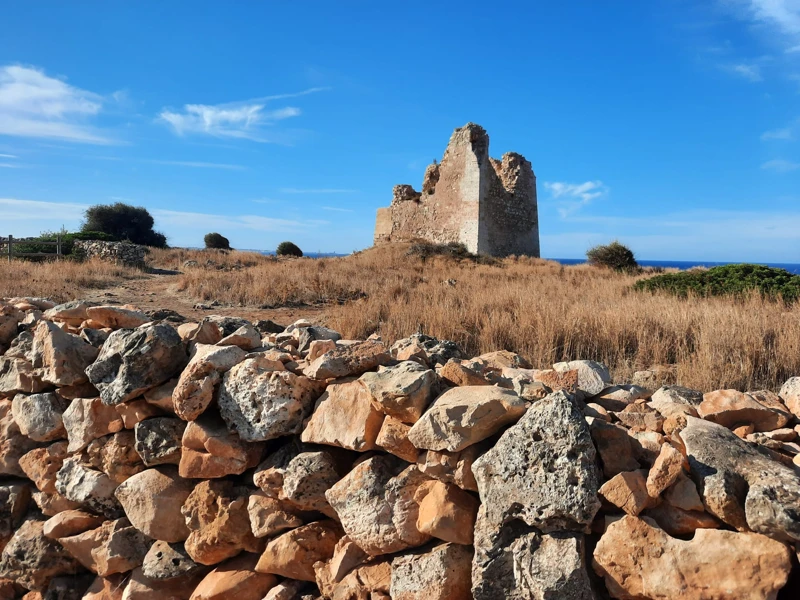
[
  {"xmin": 722, "ymin": 1, "xmax": 800, "ymax": 51},
  {"xmin": 761, "ymin": 126, "xmax": 794, "ymax": 139},
  {"xmin": 320, "ymin": 206, "xmax": 354, "ymax": 213},
  {"xmin": 0, "ymin": 198, "xmax": 88, "ymax": 221},
  {"xmin": 146, "ymin": 159, "xmax": 246, "ymax": 171},
  {"xmin": 0, "ymin": 65, "xmax": 115, "ymax": 144},
  {"xmin": 0, "ymin": 153, "xmax": 16, "ymax": 158},
  {"xmin": 151, "ymin": 209, "xmax": 320, "ymax": 233},
  {"xmin": 729, "ymin": 63, "xmax": 763, "ymax": 81},
  {"xmin": 281, "ymin": 188, "xmax": 357, "ymax": 194},
  {"xmin": 0, "ymin": 163, "xmax": 20, "ymax": 168},
  {"xmin": 544, "ymin": 180, "xmax": 608, "ymax": 217},
  {"xmin": 761, "ymin": 158, "xmax": 800, "ymax": 171},
  {"xmin": 159, "ymin": 87, "xmax": 327, "ymax": 142}
]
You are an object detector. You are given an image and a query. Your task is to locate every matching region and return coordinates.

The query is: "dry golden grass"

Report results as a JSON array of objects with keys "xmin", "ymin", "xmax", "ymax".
[
  {"xmin": 0, "ymin": 258, "xmax": 144, "ymax": 303},
  {"xmin": 172, "ymin": 244, "xmax": 800, "ymax": 391}
]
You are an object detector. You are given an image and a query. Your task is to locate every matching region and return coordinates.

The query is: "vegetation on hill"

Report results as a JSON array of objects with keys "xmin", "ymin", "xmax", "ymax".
[
  {"xmin": 407, "ymin": 241, "xmax": 498, "ymax": 265},
  {"xmin": 586, "ymin": 241, "xmax": 638, "ymax": 272},
  {"xmin": 204, "ymin": 232, "xmax": 231, "ymax": 250},
  {"xmin": 634, "ymin": 264, "xmax": 800, "ymax": 304},
  {"xmin": 12, "ymin": 230, "xmax": 116, "ymax": 258},
  {"xmin": 276, "ymin": 241, "xmax": 303, "ymax": 257},
  {"xmin": 82, "ymin": 202, "xmax": 168, "ymax": 248}
]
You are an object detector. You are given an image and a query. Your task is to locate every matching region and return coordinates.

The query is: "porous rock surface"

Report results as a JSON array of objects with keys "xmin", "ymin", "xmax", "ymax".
[{"xmin": 0, "ymin": 295, "xmax": 798, "ymax": 599}]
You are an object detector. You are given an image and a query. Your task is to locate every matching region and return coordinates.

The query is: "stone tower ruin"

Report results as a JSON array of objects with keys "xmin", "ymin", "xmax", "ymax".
[{"xmin": 374, "ymin": 123, "xmax": 540, "ymax": 257}]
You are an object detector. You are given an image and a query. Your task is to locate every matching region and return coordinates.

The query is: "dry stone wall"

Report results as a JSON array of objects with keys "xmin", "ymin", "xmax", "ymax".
[
  {"xmin": 0, "ymin": 296, "xmax": 799, "ymax": 599},
  {"xmin": 374, "ymin": 123, "xmax": 540, "ymax": 257},
  {"xmin": 73, "ymin": 241, "xmax": 147, "ymax": 268}
]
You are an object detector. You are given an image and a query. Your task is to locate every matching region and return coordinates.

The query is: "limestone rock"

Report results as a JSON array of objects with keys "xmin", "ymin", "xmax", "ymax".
[
  {"xmin": 325, "ymin": 455, "xmax": 431, "ymax": 555},
  {"xmin": 407, "ymin": 386, "xmax": 527, "ymax": 452},
  {"xmin": 416, "ymin": 445, "xmax": 481, "ymax": 492},
  {"xmin": 599, "ymin": 471, "xmax": 651, "ymax": 516},
  {"xmin": 593, "ymin": 515, "xmax": 791, "ymax": 600},
  {"xmin": 0, "ymin": 400, "xmax": 40, "ymax": 477},
  {"xmin": 55, "ymin": 457, "xmax": 122, "ymax": 519},
  {"xmin": 115, "ymin": 467, "xmax": 193, "ymax": 542},
  {"xmin": 0, "ymin": 482, "xmax": 31, "ymax": 550},
  {"xmin": 613, "ymin": 402, "xmax": 664, "ymax": 433},
  {"xmin": 143, "ymin": 379, "xmax": 177, "ymax": 413},
  {"xmin": 83, "ymin": 431, "xmax": 145, "ymax": 484},
  {"xmin": 439, "ymin": 359, "xmax": 491, "ymax": 387},
  {"xmin": 181, "ymin": 480, "xmax": 262, "ymax": 566},
  {"xmin": 553, "ymin": 359, "xmax": 611, "ymax": 398},
  {"xmin": 391, "ymin": 543, "xmax": 471, "ymax": 600},
  {"xmin": 140, "ymin": 541, "xmax": 200, "ymax": 581},
  {"xmin": 414, "ymin": 480, "xmax": 478, "ymax": 545},
  {"xmin": 663, "ymin": 471, "xmax": 704, "ymax": 512},
  {"xmin": 219, "ymin": 359, "xmax": 323, "ymax": 442},
  {"xmin": 85, "ymin": 306, "xmax": 150, "ymax": 330},
  {"xmin": 376, "ymin": 416, "xmax": 419, "ymax": 462},
  {"xmin": 307, "ymin": 339, "xmax": 335, "ymax": 362},
  {"xmin": 698, "ymin": 389, "xmax": 791, "ymax": 432},
  {"xmin": 649, "ymin": 385, "xmax": 702, "ymax": 418},
  {"xmin": 81, "ymin": 574, "xmax": 126, "ymax": 600},
  {"xmin": 359, "ymin": 361, "xmax": 436, "ymax": 423},
  {"xmin": 255, "ymin": 520, "xmax": 342, "ymax": 581},
  {"xmin": 121, "ymin": 565, "xmax": 203, "ymax": 600},
  {"xmin": 305, "ymin": 339, "xmax": 392, "ymax": 380},
  {"xmin": 281, "ymin": 451, "xmax": 341, "ymax": 517},
  {"xmin": 172, "ymin": 344, "xmax": 247, "ymax": 421},
  {"xmin": 301, "ymin": 379, "xmax": 384, "ymax": 451},
  {"xmin": 645, "ymin": 442, "xmax": 684, "ymax": 498},
  {"xmin": 297, "ymin": 325, "xmax": 341, "ymax": 354},
  {"xmin": 62, "ymin": 397, "xmax": 125, "ymax": 453},
  {"xmin": 58, "ymin": 518, "xmax": 150, "ymax": 577},
  {"xmin": 252, "ymin": 440, "xmax": 304, "ymax": 498},
  {"xmin": 30, "ymin": 490, "xmax": 81, "ymax": 517},
  {"xmin": 247, "ymin": 492, "xmax": 303, "ymax": 538},
  {"xmin": 32, "ymin": 320, "xmax": 99, "ymax": 386},
  {"xmin": 44, "ymin": 300, "xmax": 94, "ymax": 323},
  {"xmin": 115, "ymin": 399, "xmax": 162, "ymax": 429},
  {"xmin": 314, "ymin": 535, "xmax": 369, "ymax": 588},
  {"xmin": 43, "ymin": 510, "xmax": 104, "ymax": 540},
  {"xmin": 86, "ymin": 324, "xmax": 186, "ymax": 406},
  {"xmin": 642, "ymin": 503, "xmax": 720, "ymax": 536},
  {"xmin": 0, "ymin": 357, "xmax": 48, "ymax": 396},
  {"xmin": 0, "ymin": 520, "xmax": 82, "ymax": 591},
  {"xmin": 134, "ymin": 417, "xmax": 185, "ymax": 466},
  {"xmin": 390, "ymin": 334, "xmax": 463, "ymax": 367},
  {"xmin": 316, "ymin": 558, "xmax": 391, "ymax": 600},
  {"xmin": 588, "ymin": 418, "xmax": 640, "ymax": 477},
  {"xmin": 190, "ymin": 553, "xmax": 276, "ymax": 600},
  {"xmin": 472, "ymin": 523, "xmax": 594, "ymax": 600},
  {"xmin": 779, "ymin": 376, "xmax": 800, "ymax": 418},
  {"xmin": 680, "ymin": 416, "xmax": 800, "ymax": 542},
  {"xmin": 11, "ymin": 392, "xmax": 67, "ymax": 442},
  {"xmin": 472, "ymin": 391, "xmax": 600, "ymax": 534},
  {"xmin": 218, "ymin": 324, "xmax": 263, "ymax": 351},
  {"xmin": 179, "ymin": 416, "xmax": 263, "ymax": 479}
]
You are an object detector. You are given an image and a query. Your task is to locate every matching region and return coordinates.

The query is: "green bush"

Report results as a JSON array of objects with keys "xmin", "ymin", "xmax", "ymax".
[
  {"xmin": 12, "ymin": 230, "xmax": 116, "ymax": 258},
  {"xmin": 407, "ymin": 241, "xmax": 498, "ymax": 265},
  {"xmin": 633, "ymin": 264, "xmax": 800, "ymax": 303},
  {"xmin": 204, "ymin": 232, "xmax": 231, "ymax": 250},
  {"xmin": 81, "ymin": 202, "xmax": 167, "ymax": 248},
  {"xmin": 276, "ymin": 241, "xmax": 303, "ymax": 257},
  {"xmin": 586, "ymin": 241, "xmax": 638, "ymax": 272}
]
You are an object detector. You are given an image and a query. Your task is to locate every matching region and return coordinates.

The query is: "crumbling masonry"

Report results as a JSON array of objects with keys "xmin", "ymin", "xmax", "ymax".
[{"xmin": 374, "ymin": 123, "xmax": 540, "ymax": 257}]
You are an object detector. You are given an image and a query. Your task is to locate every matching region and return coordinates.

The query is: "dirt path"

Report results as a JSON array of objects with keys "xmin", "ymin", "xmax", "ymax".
[{"xmin": 81, "ymin": 269, "xmax": 328, "ymax": 326}]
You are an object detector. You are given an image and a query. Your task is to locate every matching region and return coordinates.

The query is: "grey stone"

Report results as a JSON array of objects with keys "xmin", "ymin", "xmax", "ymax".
[
  {"xmin": 55, "ymin": 456, "xmax": 122, "ymax": 519},
  {"xmin": 680, "ymin": 416, "xmax": 800, "ymax": 542},
  {"xmin": 359, "ymin": 361, "xmax": 436, "ymax": 424},
  {"xmin": 86, "ymin": 323, "xmax": 187, "ymax": 405},
  {"xmin": 553, "ymin": 360, "xmax": 611, "ymax": 398},
  {"xmin": 11, "ymin": 392, "xmax": 67, "ymax": 442},
  {"xmin": 298, "ymin": 326, "xmax": 341, "ymax": 354},
  {"xmin": 80, "ymin": 328, "xmax": 110, "ymax": 348},
  {"xmin": 5, "ymin": 330, "xmax": 33, "ymax": 360},
  {"xmin": 134, "ymin": 417, "xmax": 186, "ymax": 466},
  {"xmin": 391, "ymin": 543, "xmax": 473, "ymax": 600},
  {"xmin": 390, "ymin": 333, "xmax": 464, "ymax": 366},
  {"xmin": 32, "ymin": 320, "xmax": 99, "ymax": 386},
  {"xmin": 281, "ymin": 451, "xmax": 341, "ymax": 517},
  {"xmin": 0, "ymin": 481, "xmax": 31, "ymax": 548},
  {"xmin": 142, "ymin": 540, "xmax": 204, "ymax": 580}
]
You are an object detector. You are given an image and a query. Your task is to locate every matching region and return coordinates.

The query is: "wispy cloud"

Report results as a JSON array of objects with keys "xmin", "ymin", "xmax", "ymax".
[
  {"xmin": 151, "ymin": 208, "xmax": 322, "ymax": 233},
  {"xmin": 0, "ymin": 65, "xmax": 116, "ymax": 144},
  {"xmin": 146, "ymin": 159, "xmax": 246, "ymax": 171},
  {"xmin": 761, "ymin": 158, "xmax": 800, "ymax": 171},
  {"xmin": 320, "ymin": 206, "xmax": 354, "ymax": 213},
  {"xmin": 281, "ymin": 188, "xmax": 357, "ymax": 194},
  {"xmin": 761, "ymin": 126, "xmax": 794, "ymax": 140},
  {"xmin": 544, "ymin": 180, "xmax": 609, "ymax": 217},
  {"xmin": 0, "ymin": 153, "xmax": 16, "ymax": 158},
  {"xmin": 726, "ymin": 62, "xmax": 763, "ymax": 81},
  {"xmin": 0, "ymin": 163, "xmax": 21, "ymax": 168},
  {"xmin": 159, "ymin": 87, "xmax": 328, "ymax": 142},
  {"xmin": 721, "ymin": 1, "xmax": 800, "ymax": 51},
  {"xmin": 0, "ymin": 198, "xmax": 89, "ymax": 220}
]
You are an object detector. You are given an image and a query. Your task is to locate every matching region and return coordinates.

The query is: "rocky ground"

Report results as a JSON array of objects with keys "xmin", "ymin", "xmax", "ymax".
[{"xmin": 0, "ymin": 296, "xmax": 799, "ymax": 599}]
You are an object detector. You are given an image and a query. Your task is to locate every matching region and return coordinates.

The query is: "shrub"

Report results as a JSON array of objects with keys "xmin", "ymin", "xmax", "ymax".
[
  {"xmin": 81, "ymin": 203, "xmax": 168, "ymax": 248},
  {"xmin": 586, "ymin": 241, "xmax": 638, "ymax": 272},
  {"xmin": 634, "ymin": 263, "xmax": 800, "ymax": 303},
  {"xmin": 407, "ymin": 241, "xmax": 499, "ymax": 265},
  {"xmin": 276, "ymin": 241, "xmax": 303, "ymax": 257},
  {"xmin": 12, "ymin": 230, "xmax": 116, "ymax": 259},
  {"xmin": 204, "ymin": 232, "xmax": 231, "ymax": 250}
]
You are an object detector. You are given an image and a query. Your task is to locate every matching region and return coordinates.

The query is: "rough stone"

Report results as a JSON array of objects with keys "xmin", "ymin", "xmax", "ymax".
[
  {"xmin": 121, "ymin": 565, "xmax": 203, "ymax": 600},
  {"xmin": 376, "ymin": 416, "xmax": 419, "ymax": 462},
  {"xmin": 0, "ymin": 520, "xmax": 82, "ymax": 591},
  {"xmin": 593, "ymin": 515, "xmax": 792, "ymax": 600},
  {"xmin": 779, "ymin": 376, "xmax": 800, "ymax": 418},
  {"xmin": 391, "ymin": 543, "xmax": 472, "ymax": 600},
  {"xmin": 407, "ymin": 386, "xmax": 527, "ymax": 452},
  {"xmin": 301, "ymin": 379, "xmax": 384, "ymax": 451},
  {"xmin": 179, "ymin": 416, "xmax": 263, "ymax": 479},
  {"xmin": 247, "ymin": 492, "xmax": 303, "ymax": 538},
  {"xmin": 62, "ymin": 397, "xmax": 125, "ymax": 453},
  {"xmin": 11, "ymin": 392, "xmax": 67, "ymax": 442},
  {"xmin": 42, "ymin": 510, "xmax": 103, "ymax": 540},
  {"xmin": 305, "ymin": 339, "xmax": 392, "ymax": 380},
  {"xmin": 317, "ymin": 558, "xmax": 391, "ymax": 600},
  {"xmin": 86, "ymin": 323, "xmax": 186, "ymax": 406},
  {"xmin": 31, "ymin": 320, "xmax": 99, "ymax": 386},
  {"xmin": 416, "ymin": 445, "xmax": 481, "ymax": 492},
  {"xmin": 0, "ymin": 400, "xmax": 39, "ymax": 477},
  {"xmin": 553, "ymin": 359, "xmax": 611, "ymax": 398},
  {"xmin": 698, "ymin": 388, "xmax": 792, "ymax": 432},
  {"xmin": 614, "ymin": 402, "xmax": 664, "ymax": 432},
  {"xmin": 648, "ymin": 385, "xmax": 702, "ymax": 418},
  {"xmin": 391, "ymin": 334, "xmax": 464, "ymax": 367},
  {"xmin": 81, "ymin": 574, "xmax": 126, "ymax": 600},
  {"xmin": 680, "ymin": 416, "xmax": 800, "ymax": 542},
  {"xmin": 642, "ymin": 503, "xmax": 721, "ymax": 536},
  {"xmin": 359, "ymin": 361, "xmax": 436, "ymax": 423},
  {"xmin": 55, "ymin": 457, "xmax": 121, "ymax": 518},
  {"xmin": 599, "ymin": 471, "xmax": 651, "ymax": 516},
  {"xmin": 0, "ymin": 482, "xmax": 30, "ymax": 551},
  {"xmin": 0, "ymin": 357, "xmax": 48, "ymax": 396},
  {"xmin": 281, "ymin": 451, "xmax": 341, "ymax": 517},
  {"xmin": 173, "ymin": 344, "xmax": 247, "ymax": 421},
  {"xmin": 115, "ymin": 467, "xmax": 193, "ymax": 542},
  {"xmin": 414, "ymin": 480, "xmax": 478, "ymax": 545},
  {"xmin": 115, "ymin": 399, "xmax": 162, "ymax": 429},
  {"xmin": 255, "ymin": 520, "xmax": 342, "ymax": 581},
  {"xmin": 58, "ymin": 518, "xmax": 150, "ymax": 577},
  {"xmin": 646, "ymin": 443, "xmax": 684, "ymax": 498},
  {"xmin": 85, "ymin": 306, "xmax": 150, "ymax": 330},
  {"xmin": 82, "ymin": 431, "xmax": 144, "ymax": 484},
  {"xmin": 142, "ymin": 540, "xmax": 203, "ymax": 580},
  {"xmin": 439, "ymin": 359, "xmax": 491, "ymax": 387},
  {"xmin": 297, "ymin": 326, "xmax": 341, "ymax": 354},
  {"xmin": 588, "ymin": 418, "xmax": 640, "ymax": 477},
  {"xmin": 134, "ymin": 417, "xmax": 185, "ymax": 466},
  {"xmin": 218, "ymin": 359, "xmax": 323, "ymax": 442},
  {"xmin": 190, "ymin": 553, "xmax": 277, "ymax": 600},
  {"xmin": 325, "ymin": 455, "xmax": 431, "ymax": 555},
  {"xmin": 73, "ymin": 240, "xmax": 147, "ymax": 268}
]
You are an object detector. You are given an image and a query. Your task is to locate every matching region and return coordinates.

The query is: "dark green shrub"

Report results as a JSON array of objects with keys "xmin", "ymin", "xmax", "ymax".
[
  {"xmin": 276, "ymin": 241, "xmax": 303, "ymax": 257},
  {"xmin": 204, "ymin": 232, "xmax": 231, "ymax": 250},
  {"xmin": 633, "ymin": 264, "xmax": 800, "ymax": 303},
  {"xmin": 81, "ymin": 202, "xmax": 167, "ymax": 248},
  {"xmin": 407, "ymin": 241, "xmax": 499, "ymax": 265},
  {"xmin": 586, "ymin": 241, "xmax": 638, "ymax": 272},
  {"xmin": 12, "ymin": 230, "xmax": 116, "ymax": 258}
]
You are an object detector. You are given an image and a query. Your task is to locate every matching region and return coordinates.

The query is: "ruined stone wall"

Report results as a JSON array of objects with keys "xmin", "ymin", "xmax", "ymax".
[
  {"xmin": 73, "ymin": 240, "xmax": 147, "ymax": 268},
  {"xmin": 374, "ymin": 123, "xmax": 539, "ymax": 257}
]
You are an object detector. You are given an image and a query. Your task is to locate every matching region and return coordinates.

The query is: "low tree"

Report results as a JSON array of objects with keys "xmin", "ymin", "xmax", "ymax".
[
  {"xmin": 276, "ymin": 241, "xmax": 303, "ymax": 257},
  {"xmin": 204, "ymin": 232, "xmax": 231, "ymax": 250},
  {"xmin": 81, "ymin": 202, "xmax": 167, "ymax": 248},
  {"xmin": 586, "ymin": 241, "xmax": 638, "ymax": 272}
]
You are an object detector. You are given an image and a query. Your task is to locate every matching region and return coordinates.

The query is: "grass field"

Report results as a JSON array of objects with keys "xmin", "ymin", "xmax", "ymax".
[{"xmin": 2, "ymin": 244, "xmax": 799, "ymax": 391}]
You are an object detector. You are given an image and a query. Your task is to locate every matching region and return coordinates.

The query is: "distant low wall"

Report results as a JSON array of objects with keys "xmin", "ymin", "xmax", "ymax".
[{"xmin": 74, "ymin": 240, "xmax": 147, "ymax": 268}]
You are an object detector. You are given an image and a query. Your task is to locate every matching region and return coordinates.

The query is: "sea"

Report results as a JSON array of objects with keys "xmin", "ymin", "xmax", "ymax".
[{"xmin": 550, "ymin": 258, "xmax": 800, "ymax": 275}]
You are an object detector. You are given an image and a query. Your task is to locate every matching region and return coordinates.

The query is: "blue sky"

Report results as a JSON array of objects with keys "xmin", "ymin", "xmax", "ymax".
[{"xmin": 2, "ymin": 1, "xmax": 800, "ymax": 261}]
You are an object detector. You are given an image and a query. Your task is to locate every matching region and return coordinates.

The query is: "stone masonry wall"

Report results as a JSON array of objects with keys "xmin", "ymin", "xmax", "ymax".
[
  {"xmin": 0, "ymin": 296, "xmax": 799, "ymax": 598},
  {"xmin": 374, "ymin": 124, "xmax": 540, "ymax": 257},
  {"xmin": 73, "ymin": 240, "xmax": 147, "ymax": 268}
]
